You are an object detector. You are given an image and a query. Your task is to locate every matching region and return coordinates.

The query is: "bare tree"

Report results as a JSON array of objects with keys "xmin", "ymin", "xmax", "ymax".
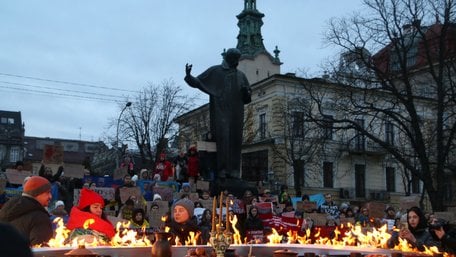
[
  {"xmin": 118, "ymin": 79, "xmax": 194, "ymax": 166},
  {"xmin": 273, "ymin": 96, "xmax": 329, "ymax": 194},
  {"xmin": 308, "ymin": 0, "xmax": 456, "ymax": 211}
]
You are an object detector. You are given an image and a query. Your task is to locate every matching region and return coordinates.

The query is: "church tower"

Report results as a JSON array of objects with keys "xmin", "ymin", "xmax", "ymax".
[{"xmin": 235, "ymin": 0, "xmax": 282, "ymax": 84}]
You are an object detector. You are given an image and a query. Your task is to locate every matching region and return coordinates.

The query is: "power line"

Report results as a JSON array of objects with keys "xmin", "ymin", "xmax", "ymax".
[
  {"xmin": 0, "ymin": 85, "xmax": 119, "ymax": 103},
  {"xmin": 0, "ymin": 80, "xmax": 126, "ymax": 99},
  {"xmin": 0, "ymin": 72, "xmax": 141, "ymax": 93}
]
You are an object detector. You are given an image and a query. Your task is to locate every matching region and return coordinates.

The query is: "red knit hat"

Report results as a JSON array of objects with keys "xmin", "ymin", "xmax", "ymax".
[
  {"xmin": 77, "ymin": 188, "xmax": 105, "ymax": 209},
  {"xmin": 23, "ymin": 176, "xmax": 51, "ymax": 197}
]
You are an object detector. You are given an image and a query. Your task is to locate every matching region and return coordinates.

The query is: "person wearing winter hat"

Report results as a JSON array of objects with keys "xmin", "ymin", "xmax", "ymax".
[
  {"xmin": 0, "ymin": 176, "xmax": 53, "ymax": 246},
  {"xmin": 66, "ymin": 188, "xmax": 115, "ymax": 244},
  {"xmin": 154, "ymin": 152, "xmax": 173, "ymax": 181},
  {"xmin": 167, "ymin": 198, "xmax": 200, "ymax": 244},
  {"xmin": 50, "ymin": 200, "xmax": 69, "ymax": 225},
  {"xmin": 152, "ymin": 193, "xmax": 162, "ymax": 201}
]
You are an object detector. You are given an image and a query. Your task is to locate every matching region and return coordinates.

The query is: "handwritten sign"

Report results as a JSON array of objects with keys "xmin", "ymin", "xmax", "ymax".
[
  {"xmin": 43, "ymin": 144, "xmax": 64, "ymax": 164},
  {"xmin": 5, "ymin": 169, "xmax": 32, "ymax": 185},
  {"xmin": 296, "ymin": 201, "xmax": 317, "ymax": 213},
  {"xmin": 147, "ymin": 200, "xmax": 169, "ymax": 228},
  {"xmin": 200, "ymin": 198, "xmax": 213, "ymax": 210},
  {"xmin": 119, "ymin": 187, "xmax": 142, "ymax": 203},
  {"xmin": 365, "ymin": 201, "xmax": 386, "ymax": 219},
  {"xmin": 73, "ymin": 187, "xmax": 115, "ymax": 206},
  {"xmin": 197, "ymin": 141, "xmax": 216, "ymax": 152},
  {"xmin": 63, "ymin": 164, "xmax": 85, "ymax": 178},
  {"xmin": 113, "ymin": 166, "xmax": 128, "ymax": 180},
  {"xmin": 399, "ymin": 196, "xmax": 420, "ymax": 211},
  {"xmin": 196, "ymin": 180, "xmax": 210, "ymax": 191},
  {"xmin": 153, "ymin": 186, "xmax": 174, "ymax": 202},
  {"xmin": 303, "ymin": 213, "xmax": 328, "ymax": 226}
]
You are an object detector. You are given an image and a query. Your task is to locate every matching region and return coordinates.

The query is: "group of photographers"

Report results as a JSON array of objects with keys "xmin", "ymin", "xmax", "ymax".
[
  {"xmin": 429, "ymin": 215, "xmax": 456, "ymax": 253},
  {"xmin": 388, "ymin": 206, "xmax": 456, "ymax": 253}
]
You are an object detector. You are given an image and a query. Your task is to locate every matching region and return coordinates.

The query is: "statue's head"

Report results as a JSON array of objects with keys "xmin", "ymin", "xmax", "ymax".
[{"xmin": 223, "ymin": 48, "xmax": 241, "ymax": 68}]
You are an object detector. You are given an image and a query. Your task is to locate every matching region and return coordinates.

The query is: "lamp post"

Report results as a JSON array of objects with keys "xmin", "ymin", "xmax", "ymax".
[{"xmin": 116, "ymin": 101, "xmax": 132, "ymax": 168}]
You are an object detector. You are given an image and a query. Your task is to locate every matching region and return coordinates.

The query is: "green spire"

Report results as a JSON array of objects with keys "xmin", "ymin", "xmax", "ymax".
[{"xmin": 236, "ymin": 0, "xmax": 266, "ymax": 57}]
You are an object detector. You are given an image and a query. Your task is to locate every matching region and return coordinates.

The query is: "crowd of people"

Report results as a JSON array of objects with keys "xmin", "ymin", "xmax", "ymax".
[{"xmin": 0, "ymin": 153, "xmax": 455, "ymax": 255}]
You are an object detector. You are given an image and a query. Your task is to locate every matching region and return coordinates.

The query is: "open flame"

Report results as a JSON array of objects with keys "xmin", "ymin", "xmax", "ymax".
[{"xmin": 38, "ymin": 215, "xmax": 450, "ymax": 256}]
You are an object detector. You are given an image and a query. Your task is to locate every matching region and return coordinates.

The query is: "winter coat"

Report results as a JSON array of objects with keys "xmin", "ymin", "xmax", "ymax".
[
  {"xmin": 154, "ymin": 160, "xmax": 173, "ymax": 181},
  {"xmin": 187, "ymin": 154, "xmax": 199, "ymax": 178},
  {"xmin": 0, "ymin": 195, "xmax": 53, "ymax": 246},
  {"xmin": 167, "ymin": 219, "xmax": 200, "ymax": 245},
  {"xmin": 66, "ymin": 207, "xmax": 116, "ymax": 241},
  {"xmin": 244, "ymin": 215, "xmax": 264, "ymax": 231}
]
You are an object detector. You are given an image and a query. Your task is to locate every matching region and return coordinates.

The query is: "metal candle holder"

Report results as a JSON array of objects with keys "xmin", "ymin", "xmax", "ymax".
[{"xmin": 209, "ymin": 228, "xmax": 233, "ymax": 257}]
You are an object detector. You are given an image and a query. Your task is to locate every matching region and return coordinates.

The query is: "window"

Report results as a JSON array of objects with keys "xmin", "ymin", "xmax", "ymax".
[
  {"xmin": 291, "ymin": 111, "xmax": 304, "ymax": 137},
  {"xmin": 323, "ymin": 115, "xmax": 333, "ymax": 140},
  {"xmin": 241, "ymin": 150, "xmax": 268, "ymax": 181},
  {"xmin": 355, "ymin": 118, "xmax": 365, "ymax": 150},
  {"xmin": 0, "ymin": 117, "xmax": 15, "ymax": 124},
  {"xmin": 355, "ymin": 164, "xmax": 366, "ymax": 198},
  {"xmin": 385, "ymin": 121, "xmax": 394, "ymax": 145},
  {"xmin": 9, "ymin": 146, "xmax": 20, "ymax": 163},
  {"xmin": 412, "ymin": 173, "xmax": 420, "ymax": 194},
  {"xmin": 385, "ymin": 167, "xmax": 396, "ymax": 192},
  {"xmin": 323, "ymin": 161, "xmax": 333, "ymax": 188},
  {"xmin": 259, "ymin": 113, "xmax": 266, "ymax": 139}
]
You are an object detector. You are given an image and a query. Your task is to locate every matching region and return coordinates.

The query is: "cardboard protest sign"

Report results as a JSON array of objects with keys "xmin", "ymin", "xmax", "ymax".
[
  {"xmin": 153, "ymin": 186, "xmax": 174, "ymax": 202},
  {"xmin": 200, "ymin": 198, "xmax": 213, "ymax": 210},
  {"xmin": 43, "ymin": 144, "xmax": 64, "ymax": 164},
  {"xmin": 197, "ymin": 141, "xmax": 216, "ymax": 152},
  {"xmin": 434, "ymin": 212, "xmax": 456, "ymax": 224},
  {"xmin": 118, "ymin": 187, "xmax": 142, "ymax": 204},
  {"xmin": 399, "ymin": 196, "xmax": 420, "ymax": 211},
  {"xmin": 5, "ymin": 169, "xmax": 32, "ymax": 185},
  {"xmin": 196, "ymin": 180, "xmax": 210, "ymax": 191},
  {"xmin": 365, "ymin": 201, "xmax": 386, "ymax": 219},
  {"xmin": 73, "ymin": 187, "xmax": 115, "ymax": 206},
  {"xmin": 113, "ymin": 166, "xmax": 128, "ymax": 180},
  {"xmin": 62, "ymin": 164, "xmax": 85, "ymax": 178},
  {"xmin": 296, "ymin": 201, "xmax": 317, "ymax": 213},
  {"xmin": 304, "ymin": 213, "xmax": 328, "ymax": 226},
  {"xmin": 147, "ymin": 200, "xmax": 169, "ymax": 228}
]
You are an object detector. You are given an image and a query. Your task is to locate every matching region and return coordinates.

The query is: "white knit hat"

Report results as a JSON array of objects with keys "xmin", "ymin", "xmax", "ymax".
[
  {"xmin": 153, "ymin": 193, "xmax": 162, "ymax": 201},
  {"xmin": 55, "ymin": 200, "xmax": 65, "ymax": 208}
]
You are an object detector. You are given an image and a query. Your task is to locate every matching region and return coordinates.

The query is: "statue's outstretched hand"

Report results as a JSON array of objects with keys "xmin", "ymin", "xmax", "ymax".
[{"xmin": 185, "ymin": 63, "xmax": 193, "ymax": 76}]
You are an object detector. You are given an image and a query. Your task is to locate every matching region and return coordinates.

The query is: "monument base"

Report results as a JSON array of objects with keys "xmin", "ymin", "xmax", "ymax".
[{"xmin": 212, "ymin": 177, "xmax": 255, "ymax": 198}]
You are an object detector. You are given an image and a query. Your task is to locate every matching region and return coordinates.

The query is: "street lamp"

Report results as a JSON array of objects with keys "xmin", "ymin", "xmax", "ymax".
[{"xmin": 116, "ymin": 101, "xmax": 132, "ymax": 168}]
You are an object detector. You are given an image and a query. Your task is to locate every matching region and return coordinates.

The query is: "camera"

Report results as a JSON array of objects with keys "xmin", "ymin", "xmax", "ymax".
[{"xmin": 429, "ymin": 218, "xmax": 447, "ymax": 230}]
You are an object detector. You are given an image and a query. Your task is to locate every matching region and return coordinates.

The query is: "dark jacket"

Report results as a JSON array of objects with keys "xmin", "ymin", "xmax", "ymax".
[
  {"xmin": 244, "ymin": 213, "xmax": 264, "ymax": 231},
  {"xmin": 0, "ymin": 195, "xmax": 53, "ymax": 246},
  {"xmin": 167, "ymin": 218, "xmax": 200, "ymax": 245}
]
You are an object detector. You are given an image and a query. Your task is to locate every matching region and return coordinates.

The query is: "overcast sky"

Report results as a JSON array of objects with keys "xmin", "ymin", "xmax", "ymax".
[{"xmin": 0, "ymin": 0, "xmax": 363, "ymax": 143}]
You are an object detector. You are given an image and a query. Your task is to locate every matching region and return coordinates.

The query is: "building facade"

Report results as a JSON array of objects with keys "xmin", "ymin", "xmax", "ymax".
[
  {"xmin": 176, "ymin": 1, "xmax": 456, "ymax": 210},
  {"xmin": 0, "ymin": 110, "xmax": 24, "ymax": 169}
]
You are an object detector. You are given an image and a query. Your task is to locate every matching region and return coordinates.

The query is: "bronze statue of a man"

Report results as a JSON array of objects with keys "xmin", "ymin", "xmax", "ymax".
[{"xmin": 185, "ymin": 48, "xmax": 251, "ymax": 179}]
